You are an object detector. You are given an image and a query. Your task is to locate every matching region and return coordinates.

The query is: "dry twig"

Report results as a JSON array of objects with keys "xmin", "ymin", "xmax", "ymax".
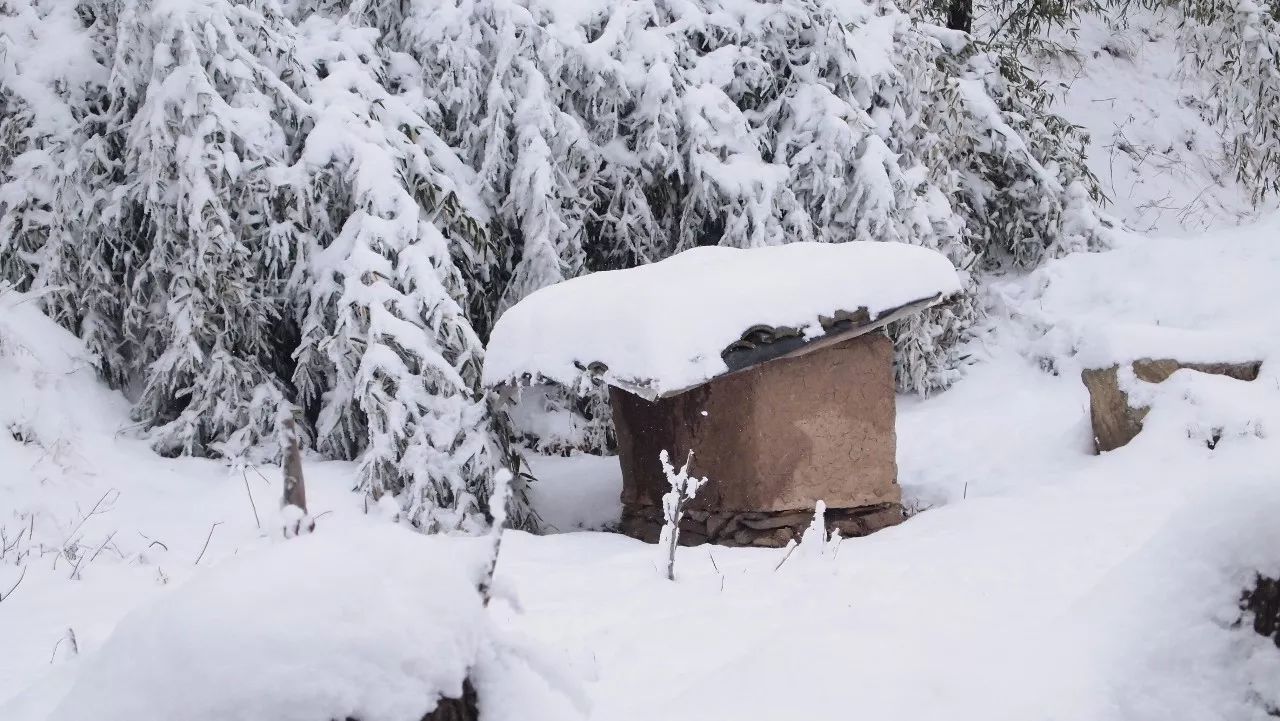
[
  {"xmin": 241, "ymin": 470, "xmax": 261, "ymax": 529},
  {"xmin": 0, "ymin": 565, "xmax": 27, "ymax": 603},
  {"xmin": 772, "ymin": 540, "xmax": 799, "ymax": 572},
  {"xmin": 194, "ymin": 522, "xmax": 223, "ymax": 565},
  {"xmin": 49, "ymin": 628, "xmax": 78, "ymax": 664}
]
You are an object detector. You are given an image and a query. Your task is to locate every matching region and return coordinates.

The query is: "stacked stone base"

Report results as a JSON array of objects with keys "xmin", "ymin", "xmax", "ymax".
[{"xmin": 621, "ymin": 502, "xmax": 903, "ymax": 548}]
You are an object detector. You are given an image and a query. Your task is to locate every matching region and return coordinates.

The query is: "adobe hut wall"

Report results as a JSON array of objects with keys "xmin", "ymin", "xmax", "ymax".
[{"xmin": 612, "ymin": 332, "xmax": 903, "ymax": 547}]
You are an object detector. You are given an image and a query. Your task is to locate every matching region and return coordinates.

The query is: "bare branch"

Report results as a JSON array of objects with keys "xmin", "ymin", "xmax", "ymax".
[
  {"xmin": 0, "ymin": 565, "xmax": 27, "ymax": 603},
  {"xmin": 63, "ymin": 489, "xmax": 119, "ymax": 544},
  {"xmin": 87, "ymin": 530, "xmax": 118, "ymax": 564},
  {"xmin": 57, "ymin": 490, "xmax": 119, "ymax": 571},
  {"xmin": 241, "ymin": 471, "xmax": 261, "ymax": 530},
  {"xmin": 194, "ymin": 522, "xmax": 223, "ymax": 565},
  {"xmin": 69, "ymin": 530, "xmax": 116, "ymax": 580},
  {"xmin": 773, "ymin": 540, "xmax": 799, "ymax": 572},
  {"xmin": 247, "ymin": 464, "xmax": 274, "ymax": 486},
  {"xmin": 49, "ymin": 628, "xmax": 78, "ymax": 664},
  {"xmin": 138, "ymin": 532, "xmax": 168, "ymax": 552}
]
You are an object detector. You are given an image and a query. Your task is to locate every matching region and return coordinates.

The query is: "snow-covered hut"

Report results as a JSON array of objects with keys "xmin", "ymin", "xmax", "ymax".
[{"xmin": 484, "ymin": 242, "xmax": 962, "ymax": 547}]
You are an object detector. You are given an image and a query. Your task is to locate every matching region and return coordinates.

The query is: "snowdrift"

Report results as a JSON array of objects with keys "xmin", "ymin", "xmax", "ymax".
[
  {"xmin": 33, "ymin": 523, "xmax": 584, "ymax": 721},
  {"xmin": 1076, "ymin": 477, "xmax": 1280, "ymax": 721},
  {"xmin": 44, "ymin": 525, "xmax": 486, "ymax": 721}
]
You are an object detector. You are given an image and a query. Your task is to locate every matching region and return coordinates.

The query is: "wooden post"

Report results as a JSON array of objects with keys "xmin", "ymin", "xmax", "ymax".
[{"xmin": 281, "ymin": 417, "xmax": 314, "ymax": 537}]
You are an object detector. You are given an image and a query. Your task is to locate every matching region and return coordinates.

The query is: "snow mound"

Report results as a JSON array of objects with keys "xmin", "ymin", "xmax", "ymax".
[
  {"xmin": 0, "ymin": 288, "xmax": 129, "ymax": 444},
  {"xmin": 1019, "ymin": 226, "xmax": 1280, "ymax": 372},
  {"xmin": 1077, "ymin": 476, "xmax": 1280, "ymax": 720},
  {"xmin": 46, "ymin": 523, "xmax": 490, "ymax": 721},
  {"xmin": 483, "ymin": 242, "xmax": 961, "ymax": 398}
]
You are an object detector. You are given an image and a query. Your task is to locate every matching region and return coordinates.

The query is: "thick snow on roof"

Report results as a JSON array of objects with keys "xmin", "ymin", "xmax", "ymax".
[
  {"xmin": 46, "ymin": 523, "xmax": 490, "ymax": 721},
  {"xmin": 483, "ymin": 242, "xmax": 961, "ymax": 397}
]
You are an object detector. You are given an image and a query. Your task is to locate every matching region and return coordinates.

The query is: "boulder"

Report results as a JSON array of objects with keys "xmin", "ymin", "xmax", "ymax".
[{"xmin": 1081, "ymin": 359, "xmax": 1261, "ymax": 453}]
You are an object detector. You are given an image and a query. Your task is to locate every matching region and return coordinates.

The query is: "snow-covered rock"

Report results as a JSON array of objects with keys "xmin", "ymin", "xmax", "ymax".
[
  {"xmin": 37, "ymin": 522, "xmax": 574, "ymax": 721},
  {"xmin": 483, "ymin": 242, "xmax": 961, "ymax": 399}
]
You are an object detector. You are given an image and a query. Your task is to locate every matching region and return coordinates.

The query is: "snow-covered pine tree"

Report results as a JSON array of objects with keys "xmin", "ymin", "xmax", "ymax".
[
  {"xmin": 498, "ymin": 62, "xmax": 591, "ymax": 310},
  {"xmin": 0, "ymin": 0, "xmax": 100, "ymax": 295},
  {"xmin": 960, "ymin": 0, "xmax": 1106, "ymax": 53},
  {"xmin": 0, "ymin": 0, "xmax": 534, "ymax": 530},
  {"xmin": 342, "ymin": 0, "xmax": 1114, "ymax": 427},
  {"xmin": 2, "ymin": 0, "xmax": 1119, "ymax": 498},
  {"xmin": 590, "ymin": 58, "xmax": 679, "ymax": 270},
  {"xmin": 928, "ymin": 40, "xmax": 1107, "ymax": 270},
  {"xmin": 0, "ymin": 87, "xmax": 55, "ymax": 292},
  {"xmin": 81, "ymin": 0, "xmax": 304, "ymax": 459},
  {"xmin": 286, "ymin": 14, "xmax": 528, "ymax": 531},
  {"xmin": 906, "ymin": 0, "xmax": 1112, "ymax": 266}
]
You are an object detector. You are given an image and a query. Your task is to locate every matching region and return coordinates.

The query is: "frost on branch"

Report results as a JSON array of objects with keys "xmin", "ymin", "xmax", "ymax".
[
  {"xmin": 798, "ymin": 500, "xmax": 841, "ymax": 561},
  {"xmin": 658, "ymin": 449, "xmax": 707, "ymax": 582}
]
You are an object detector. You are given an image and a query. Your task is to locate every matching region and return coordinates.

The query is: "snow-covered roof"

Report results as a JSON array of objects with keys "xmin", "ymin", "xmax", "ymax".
[{"xmin": 483, "ymin": 242, "xmax": 962, "ymax": 399}]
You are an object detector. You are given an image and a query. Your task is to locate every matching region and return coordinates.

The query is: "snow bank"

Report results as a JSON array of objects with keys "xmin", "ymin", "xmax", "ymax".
[
  {"xmin": 0, "ymin": 288, "xmax": 129, "ymax": 446},
  {"xmin": 483, "ymin": 242, "xmax": 961, "ymax": 398},
  {"xmin": 45, "ymin": 523, "xmax": 490, "ymax": 721},
  {"xmin": 1077, "ymin": 476, "xmax": 1280, "ymax": 720},
  {"xmin": 1021, "ymin": 227, "xmax": 1280, "ymax": 371}
]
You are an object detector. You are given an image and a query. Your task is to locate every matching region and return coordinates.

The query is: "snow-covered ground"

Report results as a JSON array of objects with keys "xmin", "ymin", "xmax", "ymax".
[
  {"xmin": 1043, "ymin": 6, "xmax": 1268, "ymax": 234},
  {"xmin": 3, "ymin": 210, "xmax": 1279, "ymax": 718}
]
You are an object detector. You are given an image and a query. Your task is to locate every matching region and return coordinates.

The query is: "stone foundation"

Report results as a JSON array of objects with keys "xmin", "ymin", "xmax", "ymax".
[{"xmin": 622, "ymin": 502, "xmax": 903, "ymax": 548}]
